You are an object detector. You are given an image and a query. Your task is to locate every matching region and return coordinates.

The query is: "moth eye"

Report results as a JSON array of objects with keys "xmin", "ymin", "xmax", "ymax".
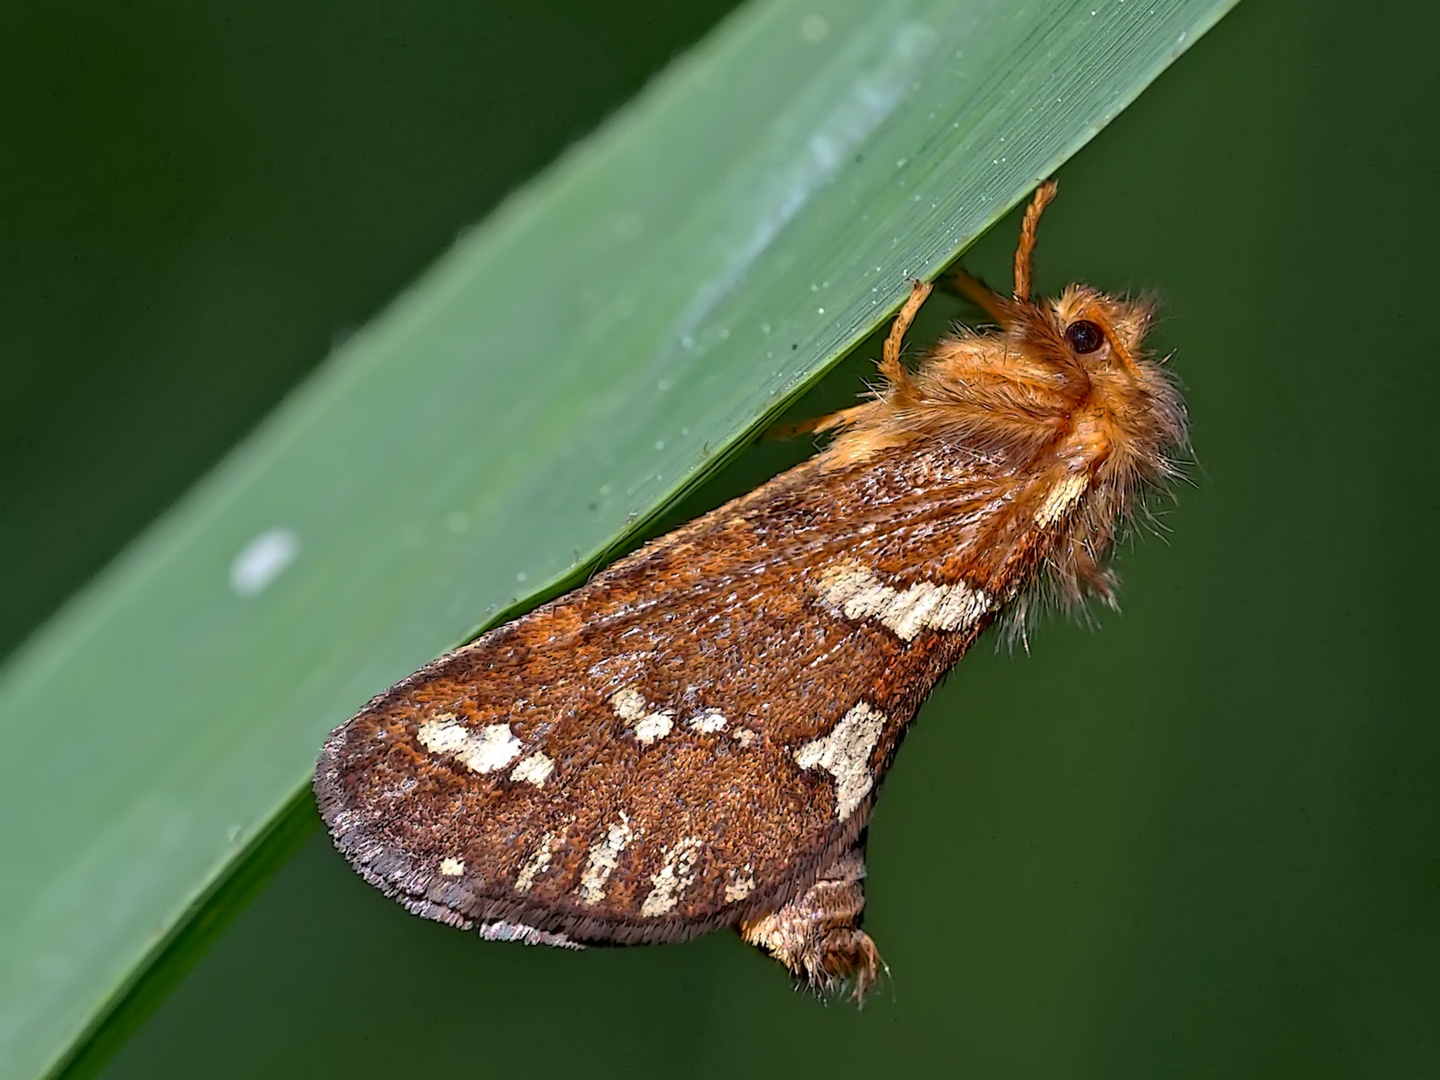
[{"xmin": 1064, "ymin": 319, "xmax": 1104, "ymax": 354}]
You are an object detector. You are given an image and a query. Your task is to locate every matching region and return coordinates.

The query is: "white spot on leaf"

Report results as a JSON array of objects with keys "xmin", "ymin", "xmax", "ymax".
[
  {"xmin": 640, "ymin": 836, "xmax": 704, "ymax": 917},
  {"xmin": 800, "ymin": 14, "xmax": 829, "ymax": 42},
  {"xmin": 794, "ymin": 703, "xmax": 887, "ymax": 821},
  {"xmin": 228, "ymin": 527, "xmax": 300, "ymax": 597}
]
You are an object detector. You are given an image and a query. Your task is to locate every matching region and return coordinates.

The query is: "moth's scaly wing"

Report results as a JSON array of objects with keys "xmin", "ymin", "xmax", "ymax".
[{"xmin": 316, "ymin": 440, "xmax": 1023, "ymax": 944}]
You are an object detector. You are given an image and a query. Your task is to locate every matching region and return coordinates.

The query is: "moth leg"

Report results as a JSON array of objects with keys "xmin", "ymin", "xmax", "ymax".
[
  {"xmin": 766, "ymin": 402, "xmax": 871, "ymax": 441},
  {"xmin": 738, "ymin": 841, "xmax": 883, "ymax": 1002},
  {"xmin": 944, "ymin": 267, "xmax": 1012, "ymax": 326},
  {"xmin": 781, "ymin": 280, "xmax": 936, "ymax": 439},
  {"xmin": 876, "ymin": 279, "xmax": 932, "ymax": 393}
]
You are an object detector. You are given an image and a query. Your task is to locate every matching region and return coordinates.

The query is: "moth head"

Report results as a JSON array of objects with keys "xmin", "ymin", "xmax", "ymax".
[
  {"xmin": 1005, "ymin": 180, "xmax": 1154, "ymax": 377},
  {"xmin": 1000, "ymin": 182, "xmax": 1185, "ymax": 477},
  {"xmin": 1042, "ymin": 282, "xmax": 1183, "ymax": 478},
  {"xmin": 1043, "ymin": 284, "xmax": 1155, "ymax": 377},
  {"xmin": 822, "ymin": 180, "xmax": 1185, "ymax": 480}
]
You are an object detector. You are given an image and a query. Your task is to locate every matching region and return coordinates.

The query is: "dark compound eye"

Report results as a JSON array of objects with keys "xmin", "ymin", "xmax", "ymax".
[{"xmin": 1065, "ymin": 319, "xmax": 1105, "ymax": 354}]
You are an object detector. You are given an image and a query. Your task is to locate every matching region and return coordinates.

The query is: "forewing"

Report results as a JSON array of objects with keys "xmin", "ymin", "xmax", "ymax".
[{"xmin": 316, "ymin": 440, "xmax": 1021, "ymax": 943}]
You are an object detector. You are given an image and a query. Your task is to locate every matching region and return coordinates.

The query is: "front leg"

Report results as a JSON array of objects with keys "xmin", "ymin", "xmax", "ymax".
[
  {"xmin": 738, "ymin": 838, "xmax": 883, "ymax": 1001},
  {"xmin": 771, "ymin": 278, "xmax": 935, "ymax": 442}
]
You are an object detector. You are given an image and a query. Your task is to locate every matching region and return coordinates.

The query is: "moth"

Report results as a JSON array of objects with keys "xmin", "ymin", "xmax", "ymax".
[{"xmin": 315, "ymin": 181, "xmax": 1186, "ymax": 999}]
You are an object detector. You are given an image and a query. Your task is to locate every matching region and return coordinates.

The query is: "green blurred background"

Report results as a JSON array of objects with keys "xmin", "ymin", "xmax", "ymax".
[{"xmin": 4, "ymin": 0, "xmax": 1436, "ymax": 1077}]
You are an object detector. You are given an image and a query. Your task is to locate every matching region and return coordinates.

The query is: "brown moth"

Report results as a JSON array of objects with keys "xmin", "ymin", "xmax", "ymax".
[{"xmin": 315, "ymin": 181, "xmax": 1187, "ymax": 999}]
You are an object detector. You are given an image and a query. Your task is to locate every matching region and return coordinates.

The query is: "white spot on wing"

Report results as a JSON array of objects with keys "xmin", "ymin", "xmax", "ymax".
[
  {"xmin": 794, "ymin": 703, "xmax": 887, "ymax": 821},
  {"xmin": 416, "ymin": 715, "xmax": 466, "ymax": 753},
  {"xmin": 689, "ymin": 709, "xmax": 727, "ymax": 734},
  {"xmin": 611, "ymin": 688, "xmax": 647, "ymax": 720},
  {"xmin": 816, "ymin": 561, "xmax": 990, "ymax": 640},
  {"xmin": 577, "ymin": 814, "xmax": 635, "ymax": 905},
  {"xmin": 881, "ymin": 581, "xmax": 948, "ymax": 640},
  {"xmin": 1035, "ymin": 473, "xmax": 1089, "ymax": 527},
  {"xmin": 611, "ymin": 687, "xmax": 674, "ymax": 744},
  {"xmin": 509, "ymin": 752, "xmax": 554, "ymax": 787},
  {"xmin": 930, "ymin": 582, "xmax": 992, "ymax": 631},
  {"xmin": 640, "ymin": 836, "xmax": 704, "ymax": 917},
  {"xmin": 417, "ymin": 716, "xmax": 522, "ymax": 774},
  {"xmin": 633, "ymin": 712, "xmax": 673, "ymax": 743},
  {"xmin": 228, "ymin": 527, "xmax": 300, "ymax": 597},
  {"xmin": 439, "ymin": 857, "xmax": 464, "ymax": 877},
  {"xmin": 458, "ymin": 723, "xmax": 523, "ymax": 773},
  {"xmin": 725, "ymin": 869, "xmax": 756, "ymax": 904},
  {"xmin": 515, "ymin": 834, "xmax": 557, "ymax": 893}
]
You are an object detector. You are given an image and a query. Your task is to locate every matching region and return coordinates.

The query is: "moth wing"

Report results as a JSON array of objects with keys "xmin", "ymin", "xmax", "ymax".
[{"xmin": 316, "ymin": 448, "xmax": 1008, "ymax": 943}]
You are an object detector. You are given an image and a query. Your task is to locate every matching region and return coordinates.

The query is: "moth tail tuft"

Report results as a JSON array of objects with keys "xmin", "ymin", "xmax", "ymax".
[
  {"xmin": 813, "ymin": 927, "xmax": 886, "ymax": 1005},
  {"xmin": 738, "ymin": 844, "xmax": 884, "ymax": 1004}
]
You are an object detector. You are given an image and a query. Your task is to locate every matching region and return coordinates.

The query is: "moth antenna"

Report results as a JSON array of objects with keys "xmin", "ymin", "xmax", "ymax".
[
  {"xmin": 878, "ymin": 279, "xmax": 933, "ymax": 392},
  {"xmin": 1013, "ymin": 178, "xmax": 1059, "ymax": 301}
]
